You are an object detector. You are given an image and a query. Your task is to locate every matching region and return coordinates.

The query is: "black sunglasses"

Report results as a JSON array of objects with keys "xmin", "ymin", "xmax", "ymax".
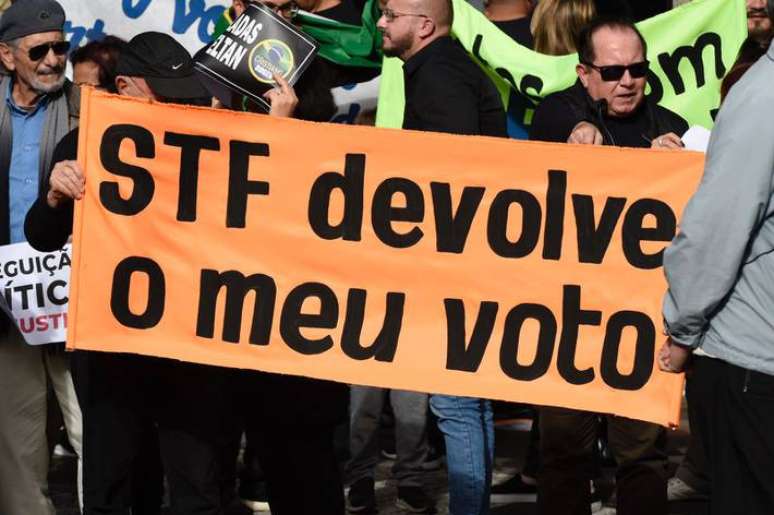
[
  {"xmin": 581, "ymin": 60, "xmax": 649, "ymax": 81},
  {"xmin": 26, "ymin": 41, "xmax": 70, "ymax": 61}
]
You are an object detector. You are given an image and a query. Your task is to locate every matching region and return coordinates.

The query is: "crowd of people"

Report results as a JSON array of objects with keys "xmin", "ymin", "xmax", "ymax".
[{"xmin": 1, "ymin": 0, "xmax": 773, "ymax": 514}]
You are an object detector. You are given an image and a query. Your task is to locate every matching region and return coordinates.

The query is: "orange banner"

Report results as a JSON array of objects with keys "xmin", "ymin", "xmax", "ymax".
[{"xmin": 69, "ymin": 88, "xmax": 703, "ymax": 426}]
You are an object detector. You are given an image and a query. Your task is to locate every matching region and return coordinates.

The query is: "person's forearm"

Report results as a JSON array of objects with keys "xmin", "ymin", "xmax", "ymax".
[{"xmin": 24, "ymin": 197, "xmax": 73, "ymax": 252}]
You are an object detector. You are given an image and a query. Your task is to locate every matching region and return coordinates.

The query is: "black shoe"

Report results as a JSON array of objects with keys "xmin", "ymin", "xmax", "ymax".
[
  {"xmin": 380, "ymin": 438, "xmax": 397, "ymax": 460},
  {"xmin": 490, "ymin": 475, "xmax": 537, "ymax": 503},
  {"xmin": 239, "ymin": 480, "xmax": 269, "ymax": 512},
  {"xmin": 348, "ymin": 478, "xmax": 376, "ymax": 513},
  {"xmin": 396, "ymin": 486, "xmax": 434, "ymax": 513}
]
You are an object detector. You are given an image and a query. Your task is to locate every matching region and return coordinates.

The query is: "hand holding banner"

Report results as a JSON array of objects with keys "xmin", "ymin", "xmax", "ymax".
[{"xmin": 68, "ymin": 89, "xmax": 702, "ymax": 426}]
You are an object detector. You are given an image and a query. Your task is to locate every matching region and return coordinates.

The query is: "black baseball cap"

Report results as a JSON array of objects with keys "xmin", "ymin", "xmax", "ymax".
[{"xmin": 116, "ymin": 32, "xmax": 208, "ymax": 100}]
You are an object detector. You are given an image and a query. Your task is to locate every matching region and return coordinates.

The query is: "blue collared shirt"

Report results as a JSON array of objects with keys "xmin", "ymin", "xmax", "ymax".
[{"xmin": 7, "ymin": 81, "xmax": 48, "ymax": 243}]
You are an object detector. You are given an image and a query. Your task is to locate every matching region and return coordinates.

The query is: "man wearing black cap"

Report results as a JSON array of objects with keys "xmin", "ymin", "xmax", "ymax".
[
  {"xmin": 113, "ymin": 31, "xmax": 214, "ymax": 101},
  {"xmin": 0, "ymin": 1, "xmax": 81, "ymax": 514},
  {"xmin": 24, "ymin": 32, "xmax": 236, "ymax": 515}
]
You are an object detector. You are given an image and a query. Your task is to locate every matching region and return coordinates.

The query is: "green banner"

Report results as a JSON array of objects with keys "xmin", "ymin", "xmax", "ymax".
[{"xmin": 376, "ymin": 0, "xmax": 747, "ymax": 133}]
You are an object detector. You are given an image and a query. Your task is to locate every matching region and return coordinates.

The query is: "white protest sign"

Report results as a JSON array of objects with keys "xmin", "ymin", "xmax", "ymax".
[
  {"xmin": 60, "ymin": 0, "xmax": 230, "ymax": 54},
  {"xmin": 0, "ymin": 243, "xmax": 71, "ymax": 345},
  {"xmin": 330, "ymin": 75, "xmax": 380, "ymax": 124}
]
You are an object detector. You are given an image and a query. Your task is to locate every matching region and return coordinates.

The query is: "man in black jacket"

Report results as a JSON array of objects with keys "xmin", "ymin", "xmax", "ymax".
[
  {"xmin": 375, "ymin": 1, "xmax": 506, "ymax": 514},
  {"xmin": 530, "ymin": 18, "xmax": 682, "ymax": 515},
  {"xmin": 28, "ymin": 30, "xmax": 349, "ymax": 515},
  {"xmin": 531, "ymin": 18, "xmax": 687, "ymax": 149},
  {"xmin": 378, "ymin": 0, "xmax": 506, "ymax": 137}
]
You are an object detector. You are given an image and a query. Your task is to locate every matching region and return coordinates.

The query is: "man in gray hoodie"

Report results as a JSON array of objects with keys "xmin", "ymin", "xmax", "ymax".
[{"xmin": 660, "ymin": 2, "xmax": 774, "ymax": 513}]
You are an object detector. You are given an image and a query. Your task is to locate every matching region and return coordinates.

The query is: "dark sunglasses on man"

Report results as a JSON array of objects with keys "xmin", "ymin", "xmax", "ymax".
[
  {"xmin": 581, "ymin": 60, "xmax": 649, "ymax": 82},
  {"xmin": 26, "ymin": 40, "xmax": 70, "ymax": 61}
]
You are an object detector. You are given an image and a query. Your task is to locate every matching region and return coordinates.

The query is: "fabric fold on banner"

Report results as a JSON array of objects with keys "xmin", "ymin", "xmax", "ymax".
[{"xmin": 68, "ymin": 89, "xmax": 703, "ymax": 426}]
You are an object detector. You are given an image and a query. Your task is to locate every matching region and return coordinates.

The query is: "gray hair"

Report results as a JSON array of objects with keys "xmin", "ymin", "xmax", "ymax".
[{"xmin": 1, "ymin": 38, "xmax": 21, "ymax": 51}]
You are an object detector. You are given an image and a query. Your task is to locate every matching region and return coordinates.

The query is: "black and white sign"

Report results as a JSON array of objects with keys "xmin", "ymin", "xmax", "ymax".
[
  {"xmin": 194, "ymin": 3, "xmax": 318, "ymax": 110},
  {"xmin": 0, "ymin": 243, "xmax": 71, "ymax": 345}
]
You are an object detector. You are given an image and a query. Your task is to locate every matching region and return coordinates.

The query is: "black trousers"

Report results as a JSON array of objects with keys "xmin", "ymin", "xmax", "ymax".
[
  {"xmin": 692, "ymin": 356, "xmax": 774, "ymax": 515},
  {"xmin": 238, "ymin": 371, "xmax": 348, "ymax": 515},
  {"xmin": 73, "ymin": 352, "xmax": 232, "ymax": 515},
  {"xmin": 537, "ymin": 407, "xmax": 668, "ymax": 515},
  {"xmin": 675, "ymin": 355, "xmax": 711, "ymax": 493}
]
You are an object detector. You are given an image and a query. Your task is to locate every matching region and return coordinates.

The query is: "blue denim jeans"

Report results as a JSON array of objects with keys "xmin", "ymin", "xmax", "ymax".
[{"xmin": 429, "ymin": 395, "xmax": 494, "ymax": 515}]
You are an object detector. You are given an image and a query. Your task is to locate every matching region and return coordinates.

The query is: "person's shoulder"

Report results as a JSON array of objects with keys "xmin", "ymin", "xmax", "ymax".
[
  {"xmin": 730, "ymin": 52, "xmax": 774, "ymax": 100},
  {"xmin": 652, "ymin": 103, "xmax": 688, "ymax": 134},
  {"xmin": 53, "ymin": 128, "xmax": 80, "ymax": 162},
  {"xmin": 534, "ymin": 83, "xmax": 582, "ymax": 117},
  {"xmin": 530, "ymin": 83, "xmax": 588, "ymax": 142}
]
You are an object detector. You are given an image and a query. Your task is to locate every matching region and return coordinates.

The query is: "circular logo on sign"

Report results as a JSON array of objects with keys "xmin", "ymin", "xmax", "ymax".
[{"xmin": 248, "ymin": 39, "xmax": 295, "ymax": 84}]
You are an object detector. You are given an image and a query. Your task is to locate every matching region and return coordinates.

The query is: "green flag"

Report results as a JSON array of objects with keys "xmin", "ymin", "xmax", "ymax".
[
  {"xmin": 212, "ymin": 7, "xmax": 234, "ymax": 41},
  {"xmin": 376, "ymin": 0, "xmax": 747, "ymax": 132},
  {"xmin": 294, "ymin": 0, "xmax": 383, "ymax": 69}
]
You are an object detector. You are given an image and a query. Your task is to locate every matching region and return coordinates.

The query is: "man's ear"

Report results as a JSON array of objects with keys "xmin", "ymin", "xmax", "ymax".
[
  {"xmin": 418, "ymin": 17, "xmax": 436, "ymax": 39},
  {"xmin": 115, "ymin": 76, "xmax": 129, "ymax": 95},
  {"xmin": 0, "ymin": 43, "xmax": 16, "ymax": 72},
  {"xmin": 576, "ymin": 63, "xmax": 589, "ymax": 88}
]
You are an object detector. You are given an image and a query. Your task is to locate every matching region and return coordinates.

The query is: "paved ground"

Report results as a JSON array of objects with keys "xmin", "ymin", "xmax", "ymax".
[{"xmin": 50, "ymin": 403, "xmax": 708, "ymax": 515}]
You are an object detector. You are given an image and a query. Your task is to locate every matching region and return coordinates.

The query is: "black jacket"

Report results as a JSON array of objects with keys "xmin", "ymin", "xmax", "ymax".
[
  {"xmin": 530, "ymin": 81, "xmax": 688, "ymax": 147},
  {"xmin": 25, "ymin": 129, "xmax": 77, "ymax": 253},
  {"xmin": 402, "ymin": 36, "xmax": 507, "ymax": 137}
]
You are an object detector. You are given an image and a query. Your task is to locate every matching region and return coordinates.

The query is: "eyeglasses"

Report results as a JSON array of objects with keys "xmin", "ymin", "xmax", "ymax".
[
  {"xmin": 382, "ymin": 7, "xmax": 429, "ymax": 22},
  {"xmin": 581, "ymin": 60, "xmax": 649, "ymax": 81},
  {"xmin": 25, "ymin": 41, "xmax": 70, "ymax": 61},
  {"xmin": 250, "ymin": 0, "xmax": 298, "ymax": 18}
]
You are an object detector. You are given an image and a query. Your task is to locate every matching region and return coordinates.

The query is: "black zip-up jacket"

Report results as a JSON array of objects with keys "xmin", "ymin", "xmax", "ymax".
[{"xmin": 529, "ymin": 81, "xmax": 688, "ymax": 147}]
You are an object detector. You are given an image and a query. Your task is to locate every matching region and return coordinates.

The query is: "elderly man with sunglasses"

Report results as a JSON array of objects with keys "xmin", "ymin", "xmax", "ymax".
[
  {"xmin": 529, "ymin": 18, "xmax": 684, "ymax": 515},
  {"xmin": 0, "ymin": 1, "xmax": 82, "ymax": 515},
  {"xmin": 531, "ymin": 18, "xmax": 687, "ymax": 149}
]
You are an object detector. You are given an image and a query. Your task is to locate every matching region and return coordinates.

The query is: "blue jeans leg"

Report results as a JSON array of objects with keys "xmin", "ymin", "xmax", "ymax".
[{"xmin": 429, "ymin": 395, "xmax": 493, "ymax": 515}]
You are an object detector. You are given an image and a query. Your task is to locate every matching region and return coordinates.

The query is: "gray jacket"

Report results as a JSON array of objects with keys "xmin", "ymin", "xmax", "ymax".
[{"xmin": 662, "ymin": 42, "xmax": 774, "ymax": 376}]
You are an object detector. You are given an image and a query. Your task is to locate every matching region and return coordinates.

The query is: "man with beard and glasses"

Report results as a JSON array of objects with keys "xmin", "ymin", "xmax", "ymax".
[
  {"xmin": 375, "ymin": 1, "xmax": 505, "ymax": 514},
  {"xmin": 0, "ymin": 1, "xmax": 82, "ymax": 514}
]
